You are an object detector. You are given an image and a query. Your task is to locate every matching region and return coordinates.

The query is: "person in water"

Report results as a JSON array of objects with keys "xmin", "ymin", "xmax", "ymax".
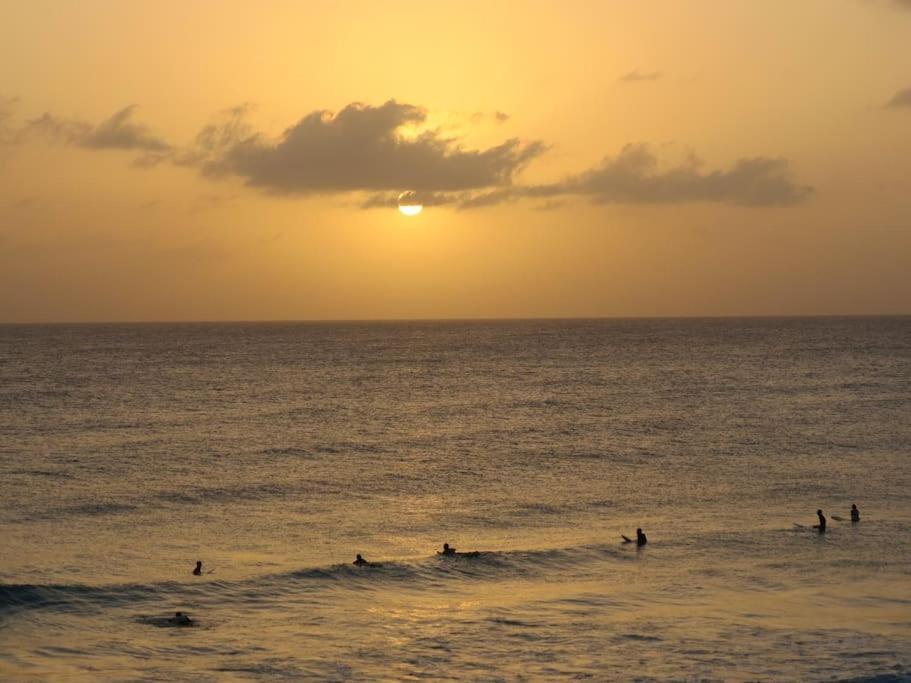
[
  {"xmin": 814, "ymin": 509, "xmax": 827, "ymax": 532},
  {"xmin": 170, "ymin": 611, "xmax": 193, "ymax": 626},
  {"xmin": 438, "ymin": 543, "xmax": 480, "ymax": 558},
  {"xmin": 850, "ymin": 504, "xmax": 860, "ymax": 523},
  {"xmin": 193, "ymin": 561, "xmax": 202, "ymax": 576},
  {"xmin": 621, "ymin": 528, "xmax": 647, "ymax": 546},
  {"xmin": 353, "ymin": 554, "xmax": 372, "ymax": 566}
]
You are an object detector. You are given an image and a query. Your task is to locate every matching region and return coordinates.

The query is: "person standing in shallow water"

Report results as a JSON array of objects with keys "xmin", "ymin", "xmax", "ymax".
[
  {"xmin": 193, "ymin": 561, "xmax": 202, "ymax": 575},
  {"xmin": 815, "ymin": 509, "xmax": 827, "ymax": 533},
  {"xmin": 621, "ymin": 528, "xmax": 647, "ymax": 546},
  {"xmin": 851, "ymin": 504, "xmax": 860, "ymax": 523}
]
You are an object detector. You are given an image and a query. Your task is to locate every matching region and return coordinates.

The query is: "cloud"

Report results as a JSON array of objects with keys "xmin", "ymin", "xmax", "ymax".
[
  {"xmin": 885, "ymin": 87, "xmax": 911, "ymax": 108},
  {"xmin": 434, "ymin": 144, "xmax": 812, "ymax": 209},
  {"xmin": 360, "ymin": 190, "xmax": 458, "ymax": 209},
  {"xmin": 194, "ymin": 100, "xmax": 546, "ymax": 195},
  {"xmin": 6, "ymin": 98, "xmax": 811, "ymax": 211},
  {"xmin": 618, "ymin": 70, "xmax": 662, "ymax": 84},
  {"xmin": 554, "ymin": 144, "xmax": 812, "ymax": 206},
  {"xmin": 26, "ymin": 105, "xmax": 171, "ymax": 153}
]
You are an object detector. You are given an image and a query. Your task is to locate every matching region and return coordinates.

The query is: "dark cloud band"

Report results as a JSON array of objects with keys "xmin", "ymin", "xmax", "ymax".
[{"xmin": 6, "ymin": 98, "xmax": 812, "ymax": 210}]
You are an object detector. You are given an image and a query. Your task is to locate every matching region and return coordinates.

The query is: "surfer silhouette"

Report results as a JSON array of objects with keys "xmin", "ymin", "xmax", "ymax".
[
  {"xmin": 169, "ymin": 611, "xmax": 193, "ymax": 626},
  {"xmin": 193, "ymin": 561, "xmax": 202, "ymax": 576},
  {"xmin": 622, "ymin": 528, "xmax": 647, "ymax": 546},
  {"xmin": 353, "ymin": 554, "xmax": 382, "ymax": 567},
  {"xmin": 438, "ymin": 543, "xmax": 480, "ymax": 558},
  {"xmin": 850, "ymin": 504, "xmax": 860, "ymax": 523},
  {"xmin": 814, "ymin": 509, "xmax": 827, "ymax": 533}
]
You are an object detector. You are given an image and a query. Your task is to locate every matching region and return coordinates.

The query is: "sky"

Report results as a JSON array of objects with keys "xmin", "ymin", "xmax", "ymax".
[{"xmin": 1, "ymin": 0, "xmax": 909, "ymax": 322}]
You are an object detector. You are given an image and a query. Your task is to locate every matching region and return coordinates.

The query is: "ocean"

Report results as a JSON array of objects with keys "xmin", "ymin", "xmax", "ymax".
[{"xmin": 1, "ymin": 317, "xmax": 909, "ymax": 681}]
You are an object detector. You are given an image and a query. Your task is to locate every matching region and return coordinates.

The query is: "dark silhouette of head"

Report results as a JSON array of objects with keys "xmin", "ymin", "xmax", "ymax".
[
  {"xmin": 636, "ymin": 528, "xmax": 642, "ymax": 534},
  {"xmin": 443, "ymin": 543, "xmax": 450, "ymax": 551},
  {"xmin": 175, "ymin": 611, "xmax": 182, "ymax": 617},
  {"xmin": 851, "ymin": 504, "xmax": 857, "ymax": 510},
  {"xmin": 817, "ymin": 509, "xmax": 822, "ymax": 515},
  {"xmin": 356, "ymin": 554, "xmax": 363, "ymax": 561}
]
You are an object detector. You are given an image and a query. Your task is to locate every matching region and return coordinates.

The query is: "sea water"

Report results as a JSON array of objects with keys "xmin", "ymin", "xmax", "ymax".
[{"xmin": 1, "ymin": 318, "xmax": 909, "ymax": 681}]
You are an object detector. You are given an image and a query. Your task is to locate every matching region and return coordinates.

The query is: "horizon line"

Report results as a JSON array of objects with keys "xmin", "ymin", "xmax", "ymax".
[{"xmin": 1, "ymin": 312, "xmax": 910, "ymax": 326}]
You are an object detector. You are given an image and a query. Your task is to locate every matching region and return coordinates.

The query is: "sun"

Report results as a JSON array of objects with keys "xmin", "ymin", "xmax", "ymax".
[{"xmin": 397, "ymin": 191, "xmax": 423, "ymax": 216}]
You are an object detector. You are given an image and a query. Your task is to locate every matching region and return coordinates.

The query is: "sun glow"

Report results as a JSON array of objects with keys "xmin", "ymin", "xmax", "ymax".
[
  {"xmin": 397, "ymin": 191, "xmax": 423, "ymax": 216},
  {"xmin": 398, "ymin": 203, "xmax": 423, "ymax": 216}
]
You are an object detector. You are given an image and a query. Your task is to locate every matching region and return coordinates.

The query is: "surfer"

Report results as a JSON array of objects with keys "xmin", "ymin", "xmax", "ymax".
[
  {"xmin": 850, "ymin": 504, "xmax": 860, "ymax": 523},
  {"xmin": 621, "ymin": 528, "xmax": 647, "ymax": 546},
  {"xmin": 353, "ymin": 554, "xmax": 373, "ymax": 566},
  {"xmin": 814, "ymin": 509, "xmax": 826, "ymax": 533},
  {"xmin": 193, "ymin": 561, "xmax": 202, "ymax": 576},
  {"xmin": 438, "ymin": 543, "xmax": 480, "ymax": 558},
  {"xmin": 169, "ymin": 611, "xmax": 193, "ymax": 626}
]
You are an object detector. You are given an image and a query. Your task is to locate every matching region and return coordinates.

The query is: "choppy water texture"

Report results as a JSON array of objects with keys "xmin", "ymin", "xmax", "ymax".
[{"xmin": 1, "ymin": 318, "xmax": 910, "ymax": 681}]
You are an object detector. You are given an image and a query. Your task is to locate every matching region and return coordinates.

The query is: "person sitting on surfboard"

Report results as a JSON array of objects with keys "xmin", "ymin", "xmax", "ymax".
[
  {"xmin": 814, "ymin": 509, "xmax": 827, "ymax": 532},
  {"xmin": 622, "ymin": 528, "xmax": 647, "ymax": 546},
  {"xmin": 353, "ymin": 554, "xmax": 371, "ymax": 566},
  {"xmin": 440, "ymin": 543, "xmax": 457, "ymax": 556},
  {"xmin": 850, "ymin": 504, "xmax": 860, "ymax": 523},
  {"xmin": 193, "ymin": 561, "xmax": 202, "ymax": 576}
]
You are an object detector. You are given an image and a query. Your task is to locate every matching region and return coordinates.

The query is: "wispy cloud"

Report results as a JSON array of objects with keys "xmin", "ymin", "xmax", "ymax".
[
  {"xmin": 26, "ymin": 105, "xmax": 171, "ymax": 155},
  {"xmin": 618, "ymin": 70, "xmax": 662, "ymax": 84},
  {"xmin": 551, "ymin": 144, "xmax": 812, "ymax": 207},
  {"xmin": 885, "ymin": 87, "xmax": 911, "ymax": 108},
  {"xmin": 376, "ymin": 144, "xmax": 813, "ymax": 210}
]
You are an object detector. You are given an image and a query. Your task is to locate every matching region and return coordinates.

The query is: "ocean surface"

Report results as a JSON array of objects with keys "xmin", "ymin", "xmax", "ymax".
[{"xmin": 1, "ymin": 317, "xmax": 910, "ymax": 681}]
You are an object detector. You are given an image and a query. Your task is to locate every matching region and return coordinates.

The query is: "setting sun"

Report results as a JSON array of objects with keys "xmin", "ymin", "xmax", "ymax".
[{"xmin": 397, "ymin": 191, "xmax": 423, "ymax": 216}]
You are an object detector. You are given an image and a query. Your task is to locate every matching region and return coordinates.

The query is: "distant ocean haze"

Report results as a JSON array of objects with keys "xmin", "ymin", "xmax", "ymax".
[{"xmin": 1, "ymin": 317, "xmax": 909, "ymax": 680}]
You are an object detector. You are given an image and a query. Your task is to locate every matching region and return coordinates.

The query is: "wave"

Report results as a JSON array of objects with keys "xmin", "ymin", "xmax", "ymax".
[{"xmin": 0, "ymin": 543, "xmax": 630, "ymax": 618}]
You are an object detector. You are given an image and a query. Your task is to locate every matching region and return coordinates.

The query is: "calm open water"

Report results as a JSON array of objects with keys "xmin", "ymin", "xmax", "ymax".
[{"xmin": 1, "ymin": 318, "xmax": 910, "ymax": 681}]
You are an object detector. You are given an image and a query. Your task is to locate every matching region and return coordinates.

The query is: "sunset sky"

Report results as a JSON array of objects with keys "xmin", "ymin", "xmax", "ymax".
[{"xmin": 1, "ymin": 0, "xmax": 909, "ymax": 322}]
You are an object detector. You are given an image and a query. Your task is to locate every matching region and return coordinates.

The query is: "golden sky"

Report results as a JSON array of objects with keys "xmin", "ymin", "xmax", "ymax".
[{"xmin": 1, "ymin": 0, "xmax": 909, "ymax": 322}]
